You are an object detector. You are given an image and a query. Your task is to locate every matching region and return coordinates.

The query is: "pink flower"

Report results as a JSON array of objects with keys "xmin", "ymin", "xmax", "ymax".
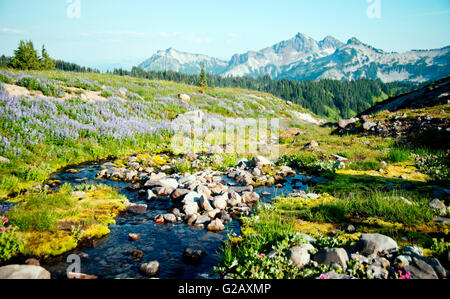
[
  {"xmin": 3, "ymin": 217, "xmax": 8, "ymax": 223},
  {"xmin": 319, "ymin": 274, "xmax": 325, "ymax": 279},
  {"xmin": 405, "ymin": 272, "xmax": 411, "ymax": 279},
  {"xmin": 1, "ymin": 227, "xmax": 5, "ymax": 232},
  {"xmin": 258, "ymin": 253, "xmax": 265, "ymax": 259}
]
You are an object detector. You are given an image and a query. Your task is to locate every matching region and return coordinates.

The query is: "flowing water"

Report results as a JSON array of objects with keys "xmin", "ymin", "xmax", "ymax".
[{"xmin": 35, "ymin": 161, "xmax": 307, "ymax": 279}]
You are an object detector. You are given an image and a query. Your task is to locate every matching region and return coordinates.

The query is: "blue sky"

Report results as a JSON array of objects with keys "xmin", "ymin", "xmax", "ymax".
[{"xmin": 0, "ymin": 0, "xmax": 449, "ymax": 69}]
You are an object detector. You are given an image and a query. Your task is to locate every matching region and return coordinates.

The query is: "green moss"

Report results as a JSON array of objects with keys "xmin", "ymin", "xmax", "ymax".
[{"xmin": 6, "ymin": 184, "xmax": 126, "ymax": 258}]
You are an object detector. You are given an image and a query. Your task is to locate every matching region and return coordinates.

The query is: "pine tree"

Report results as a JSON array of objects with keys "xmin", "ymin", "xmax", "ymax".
[
  {"xmin": 198, "ymin": 62, "xmax": 207, "ymax": 88},
  {"xmin": 40, "ymin": 45, "xmax": 56, "ymax": 70},
  {"xmin": 10, "ymin": 40, "xmax": 41, "ymax": 70}
]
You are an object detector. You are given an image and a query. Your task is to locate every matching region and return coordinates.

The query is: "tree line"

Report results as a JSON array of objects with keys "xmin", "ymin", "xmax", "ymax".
[
  {"xmin": 0, "ymin": 40, "xmax": 99, "ymax": 73},
  {"xmin": 112, "ymin": 66, "xmax": 417, "ymax": 120}
]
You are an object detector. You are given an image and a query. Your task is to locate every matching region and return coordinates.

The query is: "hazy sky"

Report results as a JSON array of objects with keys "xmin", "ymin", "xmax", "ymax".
[{"xmin": 1, "ymin": 0, "xmax": 449, "ymax": 69}]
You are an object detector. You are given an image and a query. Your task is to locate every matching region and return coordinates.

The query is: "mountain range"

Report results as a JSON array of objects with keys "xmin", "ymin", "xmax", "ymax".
[{"xmin": 138, "ymin": 33, "xmax": 450, "ymax": 83}]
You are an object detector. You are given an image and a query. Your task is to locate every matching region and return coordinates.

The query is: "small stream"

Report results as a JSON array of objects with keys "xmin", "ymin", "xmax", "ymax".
[{"xmin": 35, "ymin": 161, "xmax": 307, "ymax": 279}]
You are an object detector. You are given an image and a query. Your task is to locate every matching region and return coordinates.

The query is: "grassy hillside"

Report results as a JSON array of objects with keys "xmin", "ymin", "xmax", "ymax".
[{"xmin": 0, "ymin": 68, "xmax": 320, "ymax": 198}]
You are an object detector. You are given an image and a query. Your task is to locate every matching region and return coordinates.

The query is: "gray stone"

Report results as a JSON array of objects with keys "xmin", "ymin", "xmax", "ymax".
[
  {"xmin": 287, "ymin": 244, "xmax": 315, "ymax": 268},
  {"xmin": 242, "ymin": 192, "xmax": 260, "ymax": 203},
  {"xmin": 353, "ymin": 233, "xmax": 399, "ymax": 257},
  {"xmin": 207, "ymin": 219, "xmax": 225, "ymax": 232},
  {"xmin": 171, "ymin": 188, "xmax": 190, "ymax": 200},
  {"xmin": 428, "ymin": 199, "xmax": 447, "ymax": 216},
  {"xmin": 196, "ymin": 185, "xmax": 212, "ymax": 198},
  {"xmin": 395, "ymin": 255, "xmax": 413, "ymax": 267},
  {"xmin": 403, "ymin": 257, "xmax": 438, "ymax": 279},
  {"xmin": 158, "ymin": 178, "xmax": 178, "ymax": 189},
  {"xmin": 367, "ymin": 265, "xmax": 389, "ymax": 279},
  {"xmin": 338, "ymin": 118, "xmax": 357, "ymax": 129},
  {"xmin": 0, "ymin": 265, "xmax": 51, "ymax": 279},
  {"xmin": 183, "ymin": 202, "xmax": 199, "ymax": 216},
  {"xmin": 350, "ymin": 253, "xmax": 370, "ymax": 265},
  {"xmin": 182, "ymin": 191, "xmax": 201, "ymax": 205},
  {"xmin": 313, "ymin": 248, "xmax": 349, "ymax": 270},
  {"xmin": 347, "ymin": 225, "xmax": 356, "ymax": 233},
  {"xmin": 163, "ymin": 214, "xmax": 177, "ymax": 223},
  {"xmin": 306, "ymin": 193, "xmax": 320, "ymax": 199},
  {"xmin": 363, "ymin": 122, "xmax": 377, "ymax": 130},
  {"xmin": 331, "ymin": 154, "xmax": 348, "ymax": 161},
  {"xmin": 199, "ymin": 195, "xmax": 214, "ymax": 212},
  {"xmin": 139, "ymin": 261, "xmax": 159, "ymax": 277},
  {"xmin": 179, "ymin": 174, "xmax": 196, "ymax": 185},
  {"xmin": 403, "ymin": 245, "xmax": 423, "ymax": 257},
  {"xmin": 0, "ymin": 156, "xmax": 11, "ymax": 164},
  {"xmin": 182, "ymin": 247, "xmax": 206, "ymax": 266},
  {"xmin": 427, "ymin": 258, "xmax": 447, "ymax": 279},
  {"xmin": 195, "ymin": 215, "xmax": 211, "ymax": 225},
  {"xmin": 154, "ymin": 187, "xmax": 174, "ymax": 197},
  {"xmin": 212, "ymin": 197, "xmax": 227, "ymax": 210},
  {"xmin": 252, "ymin": 168, "xmax": 261, "ymax": 176},
  {"xmin": 126, "ymin": 203, "xmax": 147, "ymax": 214},
  {"xmin": 252, "ymin": 156, "xmax": 272, "ymax": 166}
]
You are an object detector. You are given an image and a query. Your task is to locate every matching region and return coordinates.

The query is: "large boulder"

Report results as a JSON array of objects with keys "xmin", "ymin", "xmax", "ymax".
[
  {"xmin": 287, "ymin": 244, "xmax": 315, "ymax": 268},
  {"xmin": 338, "ymin": 118, "xmax": 357, "ymax": 129},
  {"xmin": 0, "ymin": 265, "xmax": 51, "ymax": 279},
  {"xmin": 403, "ymin": 257, "xmax": 439, "ymax": 279},
  {"xmin": 252, "ymin": 156, "xmax": 272, "ymax": 166},
  {"xmin": 353, "ymin": 233, "xmax": 399, "ymax": 257},
  {"xmin": 313, "ymin": 248, "xmax": 349, "ymax": 270}
]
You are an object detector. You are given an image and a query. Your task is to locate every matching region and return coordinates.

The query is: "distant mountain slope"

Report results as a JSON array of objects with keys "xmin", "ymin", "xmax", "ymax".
[
  {"xmin": 138, "ymin": 33, "xmax": 450, "ymax": 83},
  {"xmin": 138, "ymin": 48, "xmax": 228, "ymax": 75},
  {"xmin": 335, "ymin": 76, "xmax": 449, "ymax": 149},
  {"xmin": 360, "ymin": 76, "xmax": 450, "ymax": 116}
]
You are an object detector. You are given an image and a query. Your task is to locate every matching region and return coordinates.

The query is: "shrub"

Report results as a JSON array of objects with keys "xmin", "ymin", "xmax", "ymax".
[
  {"xmin": 414, "ymin": 151, "xmax": 450, "ymax": 182},
  {"xmin": 100, "ymin": 90, "xmax": 112, "ymax": 98},
  {"xmin": 0, "ymin": 216, "xmax": 24, "ymax": 261},
  {"xmin": 17, "ymin": 76, "xmax": 64, "ymax": 97}
]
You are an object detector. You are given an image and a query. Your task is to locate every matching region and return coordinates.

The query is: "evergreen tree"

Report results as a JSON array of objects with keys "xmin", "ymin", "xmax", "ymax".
[
  {"xmin": 198, "ymin": 62, "xmax": 207, "ymax": 88},
  {"xmin": 10, "ymin": 40, "xmax": 41, "ymax": 70},
  {"xmin": 40, "ymin": 45, "xmax": 56, "ymax": 70}
]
